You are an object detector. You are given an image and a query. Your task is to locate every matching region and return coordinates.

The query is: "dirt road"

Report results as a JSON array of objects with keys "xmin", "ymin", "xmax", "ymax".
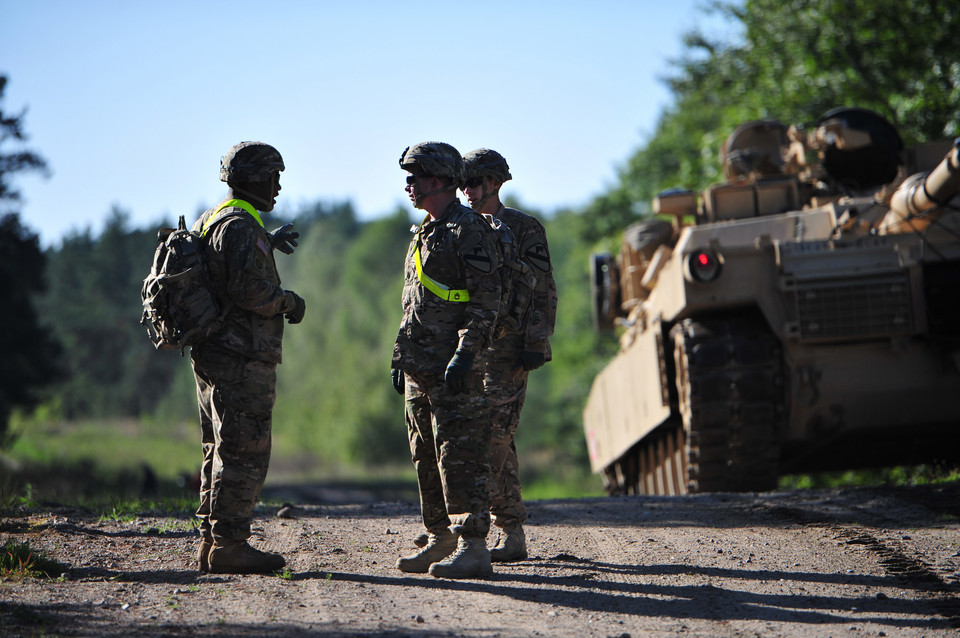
[{"xmin": 2, "ymin": 483, "xmax": 959, "ymax": 637}]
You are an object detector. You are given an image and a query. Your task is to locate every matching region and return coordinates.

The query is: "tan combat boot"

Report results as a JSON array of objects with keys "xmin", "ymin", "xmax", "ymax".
[
  {"xmin": 428, "ymin": 536, "xmax": 493, "ymax": 579},
  {"xmin": 489, "ymin": 525, "xmax": 527, "ymax": 562},
  {"xmin": 207, "ymin": 541, "xmax": 286, "ymax": 574},
  {"xmin": 196, "ymin": 537, "xmax": 213, "ymax": 573},
  {"xmin": 396, "ymin": 529, "xmax": 457, "ymax": 573}
]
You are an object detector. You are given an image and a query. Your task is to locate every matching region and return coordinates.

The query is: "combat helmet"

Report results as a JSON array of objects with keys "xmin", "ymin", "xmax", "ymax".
[
  {"xmin": 399, "ymin": 142, "xmax": 464, "ymax": 185},
  {"xmin": 220, "ymin": 141, "xmax": 285, "ymax": 183},
  {"xmin": 463, "ymin": 148, "xmax": 512, "ymax": 184}
]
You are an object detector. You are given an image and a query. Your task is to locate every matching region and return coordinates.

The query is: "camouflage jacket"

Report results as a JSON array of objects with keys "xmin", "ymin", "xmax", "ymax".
[
  {"xmin": 192, "ymin": 204, "xmax": 292, "ymax": 364},
  {"xmin": 393, "ymin": 199, "xmax": 503, "ymax": 375},
  {"xmin": 494, "ymin": 205, "xmax": 557, "ymax": 360}
]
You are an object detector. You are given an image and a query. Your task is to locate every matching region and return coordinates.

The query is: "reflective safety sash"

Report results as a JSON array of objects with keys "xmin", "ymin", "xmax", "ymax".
[
  {"xmin": 200, "ymin": 199, "xmax": 264, "ymax": 237},
  {"xmin": 414, "ymin": 246, "xmax": 469, "ymax": 302}
]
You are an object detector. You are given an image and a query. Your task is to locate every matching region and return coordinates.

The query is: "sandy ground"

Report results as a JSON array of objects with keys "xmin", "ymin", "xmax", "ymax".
[{"xmin": 2, "ymin": 482, "xmax": 959, "ymax": 637}]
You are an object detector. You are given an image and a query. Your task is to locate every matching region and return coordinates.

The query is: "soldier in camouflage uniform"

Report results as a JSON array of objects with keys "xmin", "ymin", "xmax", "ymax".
[
  {"xmin": 462, "ymin": 148, "xmax": 558, "ymax": 562},
  {"xmin": 391, "ymin": 142, "xmax": 503, "ymax": 579},
  {"xmin": 190, "ymin": 141, "xmax": 306, "ymax": 574}
]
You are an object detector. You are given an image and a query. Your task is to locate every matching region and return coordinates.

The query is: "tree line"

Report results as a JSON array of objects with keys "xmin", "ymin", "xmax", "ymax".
[
  {"xmin": 2, "ymin": 0, "xmax": 958, "ymax": 487},
  {"xmin": 11, "ymin": 199, "xmax": 609, "ymax": 485}
]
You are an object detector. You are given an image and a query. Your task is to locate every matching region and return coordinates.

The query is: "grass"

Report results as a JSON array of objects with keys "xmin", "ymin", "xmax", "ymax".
[
  {"xmin": 779, "ymin": 464, "xmax": 960, "ymax": 490},
  {"xmin": 4, "ymin": 416, "xmax": 957, "ymax": 514},
  {"xmin": 95, "ymin": 496, "xmax": 198, "ymax": 522},
  {"xmin": 523, "ymin": 471, "xmax": 606, "ymax": 500},
  {"xmin": 1, "ymin": 538, "xmax": 65, "ymax": 579},
  {"xmin": 7, "ymin": 417, "xmax": 198, "ymax": 482}
]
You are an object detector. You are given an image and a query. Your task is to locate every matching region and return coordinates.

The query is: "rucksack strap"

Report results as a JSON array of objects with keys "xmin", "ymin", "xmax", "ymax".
[
  {"xmin": 200, "ymin": 199, "xmax": 263, "ymax": 237},
  {"xmin": 414, "ymin": 244, "xmax": 470, "ymax": 302}
]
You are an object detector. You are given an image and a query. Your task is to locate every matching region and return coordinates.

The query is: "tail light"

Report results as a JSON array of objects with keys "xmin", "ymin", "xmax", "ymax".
[{"xmin": 684, "ymin": 249, "xmax": 723, "ymax": 283}]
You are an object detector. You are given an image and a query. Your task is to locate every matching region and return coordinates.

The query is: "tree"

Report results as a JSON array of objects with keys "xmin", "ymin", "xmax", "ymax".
[
  {"xmin": 0, "ymin": 76, "xmax": 49, "ymax": 214},
  {"xmin": 40, "ymin": 209, "xmax": 175, "ymax": 418},
  {"xmin": 0, "ymin": 75, "xmax": 61, "ymax": 445},
  {"xmin": 0, "ymin": 215, "xmax": 63, "ymax": 443},
  {"xmin": 583, "ymin": 0, "xmax": 960, "ymax": 240}
]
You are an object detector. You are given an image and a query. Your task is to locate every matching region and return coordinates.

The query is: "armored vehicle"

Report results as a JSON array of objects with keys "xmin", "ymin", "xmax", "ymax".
[{"xmin": 584, "ymin": 107, "xmax": 960, "ymax": 495}]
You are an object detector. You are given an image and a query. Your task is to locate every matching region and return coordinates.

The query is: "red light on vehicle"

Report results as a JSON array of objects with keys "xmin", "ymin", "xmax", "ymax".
[{"xmin": 685, "ymin": 249, "xmax": 722, "ymax": 283}]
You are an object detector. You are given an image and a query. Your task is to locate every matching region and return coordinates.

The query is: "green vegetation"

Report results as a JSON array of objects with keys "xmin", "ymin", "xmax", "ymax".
[
  {"xmin": 780, "ymin": 465, "xmax": 960, "ymax": 491},
  {"xmin": 3, "ymin": 1, "xmax": 959, "ymax": 502},
  {"xmin": 0, "ymin": 538, "xmax": 65, "ymax": 579},
  {"xmin": 583, "ymin": 0, "xmax": 959, "ymax": 238}
]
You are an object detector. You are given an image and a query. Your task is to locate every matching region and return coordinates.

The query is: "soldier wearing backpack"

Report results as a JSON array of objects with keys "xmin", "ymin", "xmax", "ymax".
[
  {"xmin": 462, "ymin": 148, "xmax": 558, "ymax": 562},
  {"xmin": 190, "ymin": 141, "xmax": 306, "ymax": 574}
]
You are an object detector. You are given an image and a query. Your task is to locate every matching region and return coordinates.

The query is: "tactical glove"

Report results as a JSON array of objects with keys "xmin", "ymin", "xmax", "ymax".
[
  {"xmin": 284, "ymin": 291, "xmax": 306, "ymax": 324},
  {"xmin": 444, "ymin": 350, "xmax": 475, "ymax": 394},
  {"xmin": 270, "ymin": 223, "xmax": 300, "ymax": 255},
  {"xmin": 518, "ymin": 351, "xmax": 546, "ymax": 371},
  {"xmin": 391, "ymin": 368, "xmax": 405, "ymax": 395}
]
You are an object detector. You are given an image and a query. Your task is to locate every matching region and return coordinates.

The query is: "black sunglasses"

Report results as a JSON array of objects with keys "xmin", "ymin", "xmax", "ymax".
[{"xmin": 463, "ymin": 178, "xmax": 483, "ymax": 188}]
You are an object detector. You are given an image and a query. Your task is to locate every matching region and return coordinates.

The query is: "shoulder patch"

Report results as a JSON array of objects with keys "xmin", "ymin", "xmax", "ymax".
[
  {"xmin": 524, "ymin": 242, "xmax": 551, "ymax": 272},
  {"xmin": 253, "ymin": 252, "xmax": 266, "ymax": 273},
  {"xmin": 463, "ymin": 243, "xmax": 494, "ymax": 274}
]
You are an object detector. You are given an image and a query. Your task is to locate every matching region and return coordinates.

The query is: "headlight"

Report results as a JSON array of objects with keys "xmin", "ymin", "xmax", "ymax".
[{"xmin": 684, "ymin": 249, "xmax": 723, "ymax": 283}]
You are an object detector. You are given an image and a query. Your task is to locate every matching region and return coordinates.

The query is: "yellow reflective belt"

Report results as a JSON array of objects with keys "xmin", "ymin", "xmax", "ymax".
[
  {"xmin": 201, "ymin": 199, "xmax": 264, "ymax": 237},
  {"xmin": 414, "ymin": 246, "xmax": 469, "ymax": 302}
]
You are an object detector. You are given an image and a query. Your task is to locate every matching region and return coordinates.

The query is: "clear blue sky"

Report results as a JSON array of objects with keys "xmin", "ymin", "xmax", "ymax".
[{"xmin": 2, "ymin": 0, "xmax": 726, "ymax": 247}]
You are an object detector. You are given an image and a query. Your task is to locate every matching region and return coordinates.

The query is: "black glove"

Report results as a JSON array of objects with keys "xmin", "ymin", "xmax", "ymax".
[
  {"xmin": 284, "ymin": 292, "xmax": 306, "ymax": 324},
  {"xmin": 270, "ymin": 223, "xmax": 300, "ymax": 255},
  {"xmin": 444, "ymin": 350, "xmax": 475, "ymax": 394},
  {"xmin": 391, "ymin": 368, "xmax": 405, "ymax": 395},
  {"xmin": 518, "ymin": 351, "xmax": 546, "ymax": 371}
]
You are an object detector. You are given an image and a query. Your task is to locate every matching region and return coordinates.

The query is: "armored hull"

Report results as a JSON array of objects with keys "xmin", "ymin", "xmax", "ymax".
[{"xmin": 584, "ymin": 109, "xmax": 960, "ymax": 494}]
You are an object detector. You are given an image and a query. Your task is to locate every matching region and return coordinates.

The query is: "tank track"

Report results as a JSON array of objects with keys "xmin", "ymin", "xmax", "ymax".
[
  {"xmin": 600, "ymin": 313, "xmax": 785, "ymax": 496},
  {"xmin": 672, "ymin": 314, "xmax": 785, "ymax": 493},
  {"xmin": 602, "ymin": 421, "xmax": 687, "ymax": 495}
]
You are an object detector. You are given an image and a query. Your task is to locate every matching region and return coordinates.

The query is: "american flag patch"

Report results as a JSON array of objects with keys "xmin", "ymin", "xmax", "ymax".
[{"xmin": 257, "ymin": 237, "xmax": 270, "ymax": 255}]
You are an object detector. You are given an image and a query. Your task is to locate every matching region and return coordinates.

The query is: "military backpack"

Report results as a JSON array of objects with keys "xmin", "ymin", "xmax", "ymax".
[{"xmin": 140, "ymin": 213, "xmax": 234, "ymax": 354}]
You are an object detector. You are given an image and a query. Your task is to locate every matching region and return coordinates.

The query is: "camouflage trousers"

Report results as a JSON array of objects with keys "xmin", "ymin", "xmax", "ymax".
[
  {"xmin": 191, "ymin": 344, "xmax": 276, "ymax": 543},
  {"xmin": 404, "ymin": 368, "xmax": 492, "ymax": 539},
  {"xmin": 484, "ymin": 337, "xmax": 529, "ymax": 530}
]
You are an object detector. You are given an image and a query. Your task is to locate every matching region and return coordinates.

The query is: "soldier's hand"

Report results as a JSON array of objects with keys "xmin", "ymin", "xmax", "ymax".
[
  {"xmin": 444, "ymin": 350, "xmax": 474, "ymax": 394},
  {"xmin": 270, "ymin": 223, "xmax": 300, "ymax": 255},
  {"xmin": 518, "ymin": 351, "xmax": 546, "ymax": 371},
  {"xmin": 284, "ymin": 291, "xmax": 306, "ymax": 324}
]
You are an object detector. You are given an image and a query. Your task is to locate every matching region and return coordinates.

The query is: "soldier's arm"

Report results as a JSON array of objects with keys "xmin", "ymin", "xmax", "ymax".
[
  {"xmin": 521, "ymin": 219, "xmax": 558, "ymax": 358},
  {"xmin": 456, "ymin": 224, "xmax": 502, "ymax": 354},
  {"xmin": 215, "ymin": 220, "xmax": 296, "ymax": 317}
]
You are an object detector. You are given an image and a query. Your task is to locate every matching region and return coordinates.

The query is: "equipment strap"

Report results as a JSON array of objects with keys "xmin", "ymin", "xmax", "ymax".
[
  {"xmin": 414, "ymin": 244, "xmax": 469, "ymax": 302},
  {"xmin": 201, "ymin": 199, "xmax": 264, "ymax": 237}
]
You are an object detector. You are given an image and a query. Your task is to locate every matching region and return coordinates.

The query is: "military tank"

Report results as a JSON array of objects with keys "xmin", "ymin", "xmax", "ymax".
[{"xmin": 583, "ymin": 107, "xmax": 960, "ymax": 495}]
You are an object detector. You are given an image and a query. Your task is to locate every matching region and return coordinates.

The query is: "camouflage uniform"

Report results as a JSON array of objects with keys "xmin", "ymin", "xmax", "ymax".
[
  {"xmin": 190, "ymin": 205, "xmax": 298, "ymax": 544},
  {"xmin": 485, "ymin": 204, "xmax": 557, "ymax": 532},
  {"xmin": 393, "ymin": 199, "xmax": 503, "ymax": 539}
]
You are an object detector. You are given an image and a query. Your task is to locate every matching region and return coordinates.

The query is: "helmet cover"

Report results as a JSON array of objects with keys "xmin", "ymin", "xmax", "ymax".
[
  {"xmin": 399, "ymin": 142, "xmax": 464, "ymax": 184},
  {"xmin": 463, "ymin": 148, "xmax": 512, "ymax": 183},
  {"xmin": 220, "ymin": 141, "xmax": 285, "ymax": 183}
]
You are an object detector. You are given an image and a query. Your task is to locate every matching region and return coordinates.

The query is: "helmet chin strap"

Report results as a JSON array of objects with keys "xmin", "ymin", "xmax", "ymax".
[
  {"xmin": 232, "ymin": 184, "xmax": 272, "ymax": 210},
  {"xmin": 474, "ymin": 183, "xmax": 500, "ymax": 213},
  {"xmin": 414, "ymin": 182, "xmax": 456, "ymax": 208}
]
